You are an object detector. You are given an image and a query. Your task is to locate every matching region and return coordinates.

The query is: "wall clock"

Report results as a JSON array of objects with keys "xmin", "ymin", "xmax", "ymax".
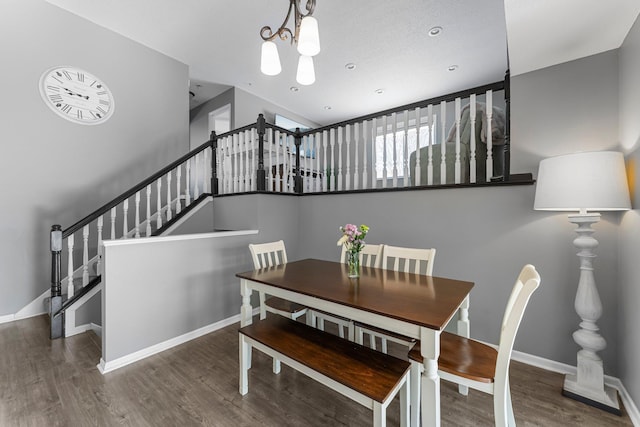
[{"xmin": 39, "ymin": 66, "xmax": 114, "ymax": 125}]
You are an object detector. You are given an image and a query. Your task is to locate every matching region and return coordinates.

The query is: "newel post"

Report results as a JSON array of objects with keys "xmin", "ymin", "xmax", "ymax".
[
  {"xmin": 50, "ymin": 224, "xmax": 63, "ymax": 339},
  {"xmin": 210, "ymin": 130, "xmax": 218, "ymax": 195},
  {"xmin": 256, "ymin": 114, "xmax": 266, "ymax": 191},
  {"xmin": 503, "ymin": 69, "xmax": 511, "ymax": 181},
  {"xmin": 294, "ymin": 128, "xmax": 303, "ymax": 194}
]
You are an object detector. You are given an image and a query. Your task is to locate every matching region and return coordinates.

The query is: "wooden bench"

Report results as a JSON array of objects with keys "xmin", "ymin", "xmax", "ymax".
[{"xmin": 239, "ymin": 316, "xmax": 410, "ymax": 427}]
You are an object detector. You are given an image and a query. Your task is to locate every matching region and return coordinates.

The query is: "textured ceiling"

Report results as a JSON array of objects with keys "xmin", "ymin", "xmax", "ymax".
[{"xmin": 46, "ymin": 0, "xmax": 639, "ymax": 125}]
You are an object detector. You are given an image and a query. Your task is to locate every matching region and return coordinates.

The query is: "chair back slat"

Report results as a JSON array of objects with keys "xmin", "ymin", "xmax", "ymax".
[
  {"xmin": 381, "ymin": 245, "xmax": 436, "ymax": 275},
  {"xmin": 340, "ymin": 244, "xmax": 383, "ymax": 268},
  {"xmin": 249, "ymin": 240, "xmax": 288, "ymax": 269}
]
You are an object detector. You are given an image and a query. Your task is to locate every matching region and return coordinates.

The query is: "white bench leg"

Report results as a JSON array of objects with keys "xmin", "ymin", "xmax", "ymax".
[
  {"xmin": 273, "ymin": 358, "xmax": 281, "ymax": 374},
  {"xmin": 400, "ymin": 376, "xmax": 409, "ymax": 427},
  {"xmin": 239, "ymin": 334, "xmax": 250, "ymax": 395},
  {"xmin": 355, "ymin": 325, "xmax": 364, "ymax": 345},
  {"xmin": 410, "ymin": 362, "xmax": 422, "ymax": 427},
  {"xmin": 347, "ymin": 321, "xmax": 355, "ymax": 341},
  {"xmin": 369, "ymin": 334, "xmax": 377, "ymax": 350}
]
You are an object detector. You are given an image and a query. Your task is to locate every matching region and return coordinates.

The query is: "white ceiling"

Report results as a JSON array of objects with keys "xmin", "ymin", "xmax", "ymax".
[{"xmin": 46, "ymin": 0, "xmax": 639, "ymax": 126}]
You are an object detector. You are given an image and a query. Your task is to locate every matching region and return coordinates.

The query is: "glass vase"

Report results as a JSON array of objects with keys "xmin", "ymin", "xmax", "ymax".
[{"xmin": 347, "ymin": 250, "xmax": 360, "ymax": 278}]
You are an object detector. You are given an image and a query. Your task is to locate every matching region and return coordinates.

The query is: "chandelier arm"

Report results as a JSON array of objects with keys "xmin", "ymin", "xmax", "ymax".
[{"xmin": 260, "ymin": 0, "xmax": 297, "ymax": 44}]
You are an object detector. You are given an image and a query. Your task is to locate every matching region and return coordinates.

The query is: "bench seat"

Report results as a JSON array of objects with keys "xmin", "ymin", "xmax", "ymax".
[{"xmin": 239, "ymin": 315, "xmax": 410, "ymax": 427}]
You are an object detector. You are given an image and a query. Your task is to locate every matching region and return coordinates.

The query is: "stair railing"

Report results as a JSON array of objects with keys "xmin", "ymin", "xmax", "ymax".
[{"xmin": 49, "ymin": 138, "xmax": 215, "ymax": 338}]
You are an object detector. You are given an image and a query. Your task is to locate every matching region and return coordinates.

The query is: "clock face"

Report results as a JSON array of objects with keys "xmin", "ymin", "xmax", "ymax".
[{"xmin": 39, "ymin": 66, "xmax": 114, "ymax": 125}]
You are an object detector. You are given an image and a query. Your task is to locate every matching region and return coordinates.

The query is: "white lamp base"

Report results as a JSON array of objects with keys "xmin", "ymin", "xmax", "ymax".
[{"xmin": 561, "ymin": 213, "xmax": 621, "ymax": 416}]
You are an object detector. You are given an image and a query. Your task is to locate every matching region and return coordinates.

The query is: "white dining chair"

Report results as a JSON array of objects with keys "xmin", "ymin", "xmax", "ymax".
[
  {"xmin": 354, "ymin": 245, "xmax": 436, "ymax": 353},
  {"xmin": 249, "ymin": 240, "xmax": 308, "ymax": 373},
  {"xmin": 340, "ymin": 243, "xmax": 383, "ymax": 268},
  {"xmin": 407, "ymin": 264, "xmax": 541, "ymax": 427}
]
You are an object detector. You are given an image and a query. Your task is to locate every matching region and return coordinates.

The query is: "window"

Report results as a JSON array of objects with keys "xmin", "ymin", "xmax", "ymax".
[{"xmin": 375, "ymin": 120, "xmax": 436, "ymax": 179}]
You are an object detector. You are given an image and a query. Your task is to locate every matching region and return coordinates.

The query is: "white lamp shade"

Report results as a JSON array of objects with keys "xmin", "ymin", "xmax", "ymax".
[
  {"xmin": 261, "ymin": 41, "xmax": 282, "ymax": 76},
  {"xmin": 297, "ymin": 16, "xmax": 320, "ymax": 56},
  {"xmin": 534, "ymin": 151, "xmax": 631, "ymax": 212},
  {"xmin": 296, "ymin": 55, "xmax": 315, "ymax": 85}
]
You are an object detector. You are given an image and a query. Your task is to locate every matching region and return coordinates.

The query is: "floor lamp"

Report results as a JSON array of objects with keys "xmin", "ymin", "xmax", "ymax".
[{"xmin": 534, "ymin": 151, "xmax": 631, "ymax": 415}]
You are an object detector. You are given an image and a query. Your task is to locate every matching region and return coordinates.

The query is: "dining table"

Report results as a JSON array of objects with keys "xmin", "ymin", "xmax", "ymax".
[{"xmin": 236, "ymin": 258, "xmax": 474, "ymax": 427}]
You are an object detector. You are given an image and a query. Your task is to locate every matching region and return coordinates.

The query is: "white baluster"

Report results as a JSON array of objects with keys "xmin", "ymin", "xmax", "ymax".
[
  {"xmin": 185, "ymin": 158, "xmax": 192, "ymax": 203},
  {"xmin": 110, "ymin": 207, "xmax": 116, "ymax": 240},
  {"xmin": 97, "ymin": 216, "xmax": 103, "ymax": 274},
  {"xmin": 486, "ymin": 90, "xmax": 494, "ymax": 182},
  {"xmin": 427, "ymin": 105, "xmax": 434, "ymax": 185},
  {"xmin": 470, "ymin": 94, "xmax": 477, "ymax": 184},
  {"xmin": 122, "ymin": 199, "xmax": 129, "ymax": 238},
  {"xmin": 145, "ymin": 185, "xmax": 152, "ymax": 237},
  {"xmin": 382, "ymin": 116, "xmax": 388, "ymax": 188},
  {"xmin": 454, "ymin": 97, "xmax": 462, "ymax": 184},
  {"xmin": 156, "ymin": 178, "xmax": 162, "ymax": 229},
  {"xmin": 82, "ymin": 225, "xmax": 89, "ymax": 286},
  {"xmin": 362, "ymin": 121, "xmax": 368, "ymax": 190},
  {"xmin": 134, "ymin": 191, "xmax": 141, "ymax": 238},
  {"xmin": 338, "ymin": 127, "xmax": 344, "ymax": 191},
  {"xmin": 273, "ymin": 130, "xmax": 280, "ymax": 192},
  {"xmin": 244, "ymin": 130, "xmax": 251, "ymax": 192},
  {"xmin": 238, "ymin": 132, "xmax": 244, "ymax": 192},
  {"xmin": 322, "ymin": 130, "xmax": 328, "ymax": 192},
  {"xmin": 372, "ymin": 118, "xmax": 379, "ymax": 189},
  {"xmin": 329, "ymin": 128, "xmax": 336, "ymax": 192},
  {"xmin": 268, "ymin": 129, "xmax": 274, "ymax": 191},
  {"xmin": 414, "ymin": 107, "xmax": 422, "ymax": 187},
  {"xmin": 231, "ymin": 133, "xmax": 242, "ymax": 193},
  {"xmin": 176, "ymin": 166, "xmax": 182, "ymax": 215},
  {"xmin": 67, "ymin": 234, "xmax": 75, "ymax": 297},
  {"xmin": 392, "ymin": 112, "xmax": 398, "ymax": 188},
  {"xmin": 315, "ymin": 133, "xmax": 322, "ymax": 192},
  {"xmin": 203, "ymin": 147, "xmax": 209, "ymax": 194},
  {"xmin": 353, "ymin": 123, "xmax": 359, "ymax": 190},
  {"xmin": 345, "ymin": 125, "xmax": 351, "ymax": 190},
  {"xmin": 403, "ymin": 110, "xmax": 409, "ymax": 187},
  {"xmin": 251, "ymin": 129, "xmax": 257, "ymax": 191},
  {"xmin": 166, "ymin": 171, "xmax": 172, "ymax": 222},
  {"xmin": 195, "ymin": 152, "xmax": 201, "ymax": 198},
  {"xmin": 440, "ymin": 100, "xmax": 447, "ymax": 184}
]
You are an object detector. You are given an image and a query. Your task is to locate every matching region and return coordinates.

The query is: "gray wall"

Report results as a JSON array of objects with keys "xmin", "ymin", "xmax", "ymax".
[
  {"xmin": 233, "ymin": 87, "xmax": 319, "ymax": 129},
  {"xmin": 0, "ymin": 0, "xmax": 189, "ymax": 316},
  {"xmin": 618, "ymin": 14, "xmax": 640, "ymax": 406}
]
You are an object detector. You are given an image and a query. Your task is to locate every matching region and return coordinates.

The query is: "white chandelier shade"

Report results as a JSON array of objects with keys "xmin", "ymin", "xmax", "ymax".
[
  {"xmin": 296, "ymin": 55, "xmax": 315, "ymax": 85},
  {"xmin": 260, "ymin": 41, "xmax": 282, "ymax": 76},
  {"xmin": 297, "ymin": 16, "xmax": 320, "ymax": 56}
]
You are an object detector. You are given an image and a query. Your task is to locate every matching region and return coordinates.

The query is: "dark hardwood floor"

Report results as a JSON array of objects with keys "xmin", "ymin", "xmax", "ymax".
[{"xmin": 0, "ymin": 315, "xmax": 633, "ymax": 426}]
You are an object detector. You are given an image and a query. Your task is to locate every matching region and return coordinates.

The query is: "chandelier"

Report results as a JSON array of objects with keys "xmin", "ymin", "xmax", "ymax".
[{"xmin": 260, "ymin": 0, "xmax": 321, "ymax": 85}]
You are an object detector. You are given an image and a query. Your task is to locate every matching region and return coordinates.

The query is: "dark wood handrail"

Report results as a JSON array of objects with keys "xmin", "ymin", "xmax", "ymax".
[
  {"xmin": 299, "ymin": 80, "xmax": 505, "ymax": 136},
  {"xmin": 63, "ymin": 139, "xmax": 213, "ymax": 238}
]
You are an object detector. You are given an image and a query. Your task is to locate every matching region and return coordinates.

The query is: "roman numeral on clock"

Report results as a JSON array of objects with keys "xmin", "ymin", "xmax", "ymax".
[
  {"xmin": 62, "ymin": 70, "xmax": 72, "ymax": 80},
  {"xmin": 49, "ymin": 94, "xmax": 63, "ymax": 103},
  {"xmin": 61, "ymin": 104, "xmax": 72, "ymax": 114},
  {"xmin": 77, "ymin": 72, "xmax": 84, "ymax": 82}
]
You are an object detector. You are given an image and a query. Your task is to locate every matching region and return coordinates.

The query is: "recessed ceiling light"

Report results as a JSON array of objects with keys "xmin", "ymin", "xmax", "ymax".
[
  {"xmin": 447, "ymin": 65, "xmax": 458, "ymax": 71},
  {"xmin": 375, "ymin": 88, "xmax": 384, "ymax": 95},
  {"xmin": 324, "ymin": 106, "xmax": 332, "ymax": 110},
  {"xmin": 345, "ymin": 63, "xmax": 357, "ymax": 70},
  {"xmin": 290, "ymin": 86, "xmax": 299, "ymax": 92},
  {"xmin": 428, "ymin": 26, "xmax": 443, "ymax": 37}
]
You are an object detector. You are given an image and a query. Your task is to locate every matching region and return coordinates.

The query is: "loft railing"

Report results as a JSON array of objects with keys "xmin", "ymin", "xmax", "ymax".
[
  {"xmin": 49, "ymin": 141, "xmax": 214, "ymax": 338},
  {"xmin": 212, "ymin": 74, "xmax": 515, "ymax": 196}
]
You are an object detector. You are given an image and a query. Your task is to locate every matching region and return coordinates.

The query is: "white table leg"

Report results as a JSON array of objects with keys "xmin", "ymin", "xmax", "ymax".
[
  {"xmin": 421, "ymin": 328, "xmax": 441, "ymax": 427},
  {"xmin": 457, "ymin": 294, "xmax": 470, "ymax": 395},
  {"xmin": 240, "ymin": 279, "xmax": 253, "ymax": 327},
  {"xmin": 240, "ymin": 279, "xmax": 254, "ymax": 369}
]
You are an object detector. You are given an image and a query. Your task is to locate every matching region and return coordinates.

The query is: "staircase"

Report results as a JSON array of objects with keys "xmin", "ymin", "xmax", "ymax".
[{"xmin": 49, "ymin": 138, "xmax": 216, "ymax": 339}]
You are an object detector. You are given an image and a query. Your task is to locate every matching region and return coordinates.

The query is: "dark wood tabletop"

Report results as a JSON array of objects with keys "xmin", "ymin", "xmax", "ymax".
[{"xmin": 236, "ymin": 258, "xmax": 474, "ymax": 331}]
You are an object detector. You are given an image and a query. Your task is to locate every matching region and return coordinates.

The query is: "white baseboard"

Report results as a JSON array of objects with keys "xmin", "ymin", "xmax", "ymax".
[
  {"xmin": 97, "ymin": 312, "xmax": 248, "ymax": 375},
  {"xmin": 0, "ymin": 314, "xmax": 15, "ymax": 324}
]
